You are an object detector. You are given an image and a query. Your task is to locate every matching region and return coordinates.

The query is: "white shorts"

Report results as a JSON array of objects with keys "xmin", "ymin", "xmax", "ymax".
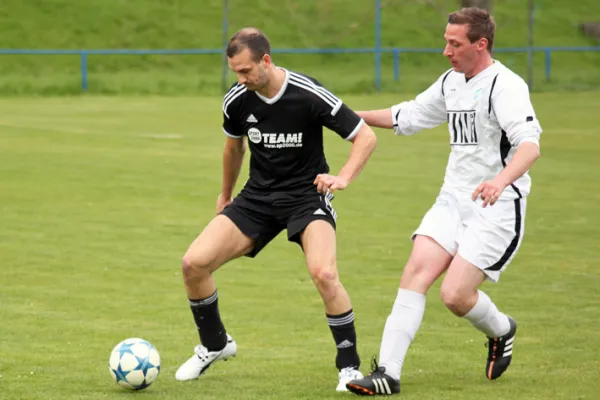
[{"xmin": 412, "ymin": 190, "xmax": 527, "ymax": 282}]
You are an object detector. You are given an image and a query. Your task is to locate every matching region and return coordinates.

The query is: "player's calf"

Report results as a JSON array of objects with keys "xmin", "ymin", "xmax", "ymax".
[{"xmin": 327, "ymin": 308, "xmax": 362, "ymax": 391}]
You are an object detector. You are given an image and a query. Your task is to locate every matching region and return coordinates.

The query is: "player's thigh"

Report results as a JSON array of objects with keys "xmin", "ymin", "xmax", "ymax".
[
  {"xmin": 221, "ymin": 194, "xmax": 283, "ymax": 258},
  {"xmin": 411, "ymin": 190, "xmax": 462, "ymax": 257},
  {"xmin": 400, "ymin": 235, "xmax": 454, "ymax": 292},
  {"xmin": 401, "ymin": 192, "xmax": 462, "ymax": 292},
  {"xmin": 299, "ymin": 219, "xmax": 338, "ymax": 281},
  {"xmin": 458, "ymin": 198, "xmax": 527, "ymax": 283},
  {"xmin": 183, "ymin": 214, "xmax": 254, "ymax": 272}
]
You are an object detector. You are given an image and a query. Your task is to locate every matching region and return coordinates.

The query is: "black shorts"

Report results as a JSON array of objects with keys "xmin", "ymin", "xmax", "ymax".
[{"xmin": 220, "ymin": 190, "xmax": 337, "ymax": 257}]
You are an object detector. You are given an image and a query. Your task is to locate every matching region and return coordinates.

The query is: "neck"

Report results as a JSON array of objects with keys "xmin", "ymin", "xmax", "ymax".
[
  {"xmin": 257, "ymin": 67, "xmax": 285, "ymax": 98},
  {"xmin": 465, "ymin": 53, "xmax": 494, "ymax": 78}
]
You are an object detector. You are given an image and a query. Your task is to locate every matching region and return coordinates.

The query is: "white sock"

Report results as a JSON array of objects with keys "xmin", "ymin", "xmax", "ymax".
[
  {"xmin": 464, "ymin": 290, "xmax": 510, "ymax": 338},
  {"xmin": 378, "ymin": 289, "xmax": 426, "ymax": 381}
]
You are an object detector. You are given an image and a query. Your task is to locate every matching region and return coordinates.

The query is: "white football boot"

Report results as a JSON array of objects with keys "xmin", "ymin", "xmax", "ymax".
[
  {"xmin": 175, "ymin": 334, "xmax": 237, "ymax": 381},
  {"xmin": 336, "ymin": 366, "xmax": 363, "ymax": 392}
]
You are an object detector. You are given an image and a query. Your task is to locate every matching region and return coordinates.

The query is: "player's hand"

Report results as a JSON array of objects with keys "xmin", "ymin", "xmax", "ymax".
[
  {"xmin": 313, "ymin": 174, "xmax": 349, "ymax": 194},
  {"xmin": 472, "ymin": 179, "xmax": 507, "ymax": 207},
  {"xmin": 216, "ymin": 193, "xmax": 232, "ymax": 214}
]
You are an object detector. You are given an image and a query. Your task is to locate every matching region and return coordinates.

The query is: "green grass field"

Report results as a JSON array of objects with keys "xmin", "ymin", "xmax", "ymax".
[{"xmin": 1, "ymin": 92, "xmax": 600, "ymax": 399}]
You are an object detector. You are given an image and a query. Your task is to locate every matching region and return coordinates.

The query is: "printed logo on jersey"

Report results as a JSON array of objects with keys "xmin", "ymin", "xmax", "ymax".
[
  {"xmin": 247, "ymin": 127, "xmax": 303, "ymax": 148},
  {"xmin": 248, "ymin": 128, "xmax": 262, "ymax": 144},
  {"xmin": 448, "ymin": 111, "xmax": 479, "ymax": 145}
]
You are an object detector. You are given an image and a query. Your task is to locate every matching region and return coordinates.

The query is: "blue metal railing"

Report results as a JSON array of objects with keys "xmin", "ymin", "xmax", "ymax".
[{"xmin": 1, "ymin": 46, "xmax": 599, "ymax": 92}]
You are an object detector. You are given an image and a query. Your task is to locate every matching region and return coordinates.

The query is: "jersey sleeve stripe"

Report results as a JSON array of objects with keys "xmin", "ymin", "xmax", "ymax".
[
  {"xmin": 289, "ymin": 72, "xmax": 340, "ymax": 104},
  {"xmin": 289, "ymin": 77, "xmax": 337, "ymax": 109},
  {"xmin": 331, "ymin": 99, "xmax": 343, "ymax": 116},
  {"xmin": 345, "ymin": 118, "xmax": 365, "ymax": 141},
  {"xmin": 222, "ymin": 87, "xmax": 247, "ymax": 118},
  {"xmin": 290, "ymin": 72, "xmax": 339, "ymax": 103},
  {"xmin": 223, "ymin": 84, "xmax": 244, "ymax": 103},
  {"xmin": 222, "ymin": 127, "xmax": 243, "ymax": 138}
]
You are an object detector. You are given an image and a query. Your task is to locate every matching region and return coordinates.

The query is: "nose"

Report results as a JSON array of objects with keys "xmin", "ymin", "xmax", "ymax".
[
  {"xmin": 237, "ymin": 74, "xmax": 247, "ymax": 85},
  {"xmin": 443, "ymin": 44, "xmax": 452, "ymax": 57}
]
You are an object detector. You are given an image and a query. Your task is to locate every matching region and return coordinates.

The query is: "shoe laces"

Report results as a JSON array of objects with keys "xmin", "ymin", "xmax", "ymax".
[
  {"xmin": 368, "ymin": 356, "xmax": 386, "ymax": 377},
  {"xmin": 485, "ymin": 337, "xmax": 503, "ymax": 361},
  {"xmin": 194, "ymin": 345, "xmax": 211, "ymax": 362}
]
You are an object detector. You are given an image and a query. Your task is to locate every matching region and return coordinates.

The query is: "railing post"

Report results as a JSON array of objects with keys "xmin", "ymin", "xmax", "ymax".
[
  {"xmin": 221, "ymin": 0, "xmax": 229, "ymax": 93},
  {"xmin": 545, "ymin": 48, "xmax": 551, "ymax": 81},
  {"xmin": 374, "ymin": 0, "xmax": 382, "ymax": 91},
  {"xmin": 393, "ymin": 49, "xmax": 400, "ymax": 81},
  {"xmin": 81, "ymin": 51, "xmax": 88, "ymax": 92}
]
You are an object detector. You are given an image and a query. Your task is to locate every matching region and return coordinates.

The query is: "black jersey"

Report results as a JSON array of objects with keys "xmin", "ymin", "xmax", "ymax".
[{"xmin": 222, "ymin": 69, "xmax": 364, "ymax": 195}]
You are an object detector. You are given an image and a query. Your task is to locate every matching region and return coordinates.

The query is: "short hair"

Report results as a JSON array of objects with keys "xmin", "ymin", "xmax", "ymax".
[
  {"xmin": 226, "ymin": 28, "xmax": 271, "ymax": 62},
  {"xmin": 448, "ymin": 7, "xmax": 496, "ymax": 52}
]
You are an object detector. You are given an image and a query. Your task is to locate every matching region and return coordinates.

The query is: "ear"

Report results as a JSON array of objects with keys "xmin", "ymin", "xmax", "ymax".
[
  {"xmin": 261, "ymin": 54, "xmax": 272, "ymax": 68},
  {"xmin": 477, "ymin": 38, "xmax": 489, "ymax": 52}
]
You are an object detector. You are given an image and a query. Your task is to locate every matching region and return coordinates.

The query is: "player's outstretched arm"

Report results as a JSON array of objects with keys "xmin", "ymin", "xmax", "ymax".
[
  {"xmin": 314, "ymin": 124, "xmax": 376, "ymax": 194},
  {"xmin": 356, "ymin": 109, "xmax": 393, "ymax": 129},
  {"xmin": 358, "ymin": 73, "xmax": 449, "ymax": 135},
  {"xmin": 217, "ymin": 137, "xmax": 246, "ymax": 213}
]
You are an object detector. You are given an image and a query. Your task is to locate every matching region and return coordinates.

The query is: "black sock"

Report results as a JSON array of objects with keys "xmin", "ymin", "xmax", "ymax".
[
  {"xmin": 327, "ymin": 309, "xmax": 360, "ymax": 370},
  {"xmin": 189, "ymin": 290, "xmax": 227, "ymax": 352}
]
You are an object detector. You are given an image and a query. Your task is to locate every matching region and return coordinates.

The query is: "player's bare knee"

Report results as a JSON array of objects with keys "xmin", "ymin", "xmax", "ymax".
[
  {"xmin": 440, "ymin": 284, "xmax": 470, "ymax": 315},
  {"xmin": 310, "ymin": 264, "xmax": 339, "ymax": 290},
  {"xmin": 181, "ymin": 253, "xmax": 214, "ymax": 280}
]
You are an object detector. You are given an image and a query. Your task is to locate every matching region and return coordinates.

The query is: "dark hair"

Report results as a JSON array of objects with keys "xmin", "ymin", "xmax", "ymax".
[
  {"xmin": 226, "ymin": 28, "xmax": 271, "ymax": 62},
  {"xmin": 448, "ymin": 7, "xmax": 496, "ymax": 52}
]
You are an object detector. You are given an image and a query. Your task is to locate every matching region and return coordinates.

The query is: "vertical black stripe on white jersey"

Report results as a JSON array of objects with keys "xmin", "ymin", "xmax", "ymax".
[
  {"xmin": 441, "ymin": 69, "xmax": 453, "ymax": 96},
  {"xmin": 500, "ymin": 130, "xmax": 523, "ymax": 198},
  {"xmin": 486, "ymin": 199, "xmax": 523, "ymax": 271},
  {"xmin": 488, "ymin": 73, "xmax": 499, "ymax": 114}
]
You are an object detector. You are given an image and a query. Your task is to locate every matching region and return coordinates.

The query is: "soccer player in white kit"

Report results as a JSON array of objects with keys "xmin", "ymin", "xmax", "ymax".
[{"xmin": 347, "ymin": 7, "xmax": 542, "ymax": 396}]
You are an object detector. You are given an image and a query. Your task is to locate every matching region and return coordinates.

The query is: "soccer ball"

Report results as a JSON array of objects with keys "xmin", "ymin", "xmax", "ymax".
[{"xmin": 108, "ymin": 338, "xmax": 161, "ymax": 390}]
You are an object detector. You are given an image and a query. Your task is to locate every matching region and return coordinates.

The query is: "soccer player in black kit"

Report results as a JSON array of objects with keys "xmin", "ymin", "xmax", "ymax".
[{"xmin": 175, "ymin": 28, "xmax": 377, "ymax": 391}]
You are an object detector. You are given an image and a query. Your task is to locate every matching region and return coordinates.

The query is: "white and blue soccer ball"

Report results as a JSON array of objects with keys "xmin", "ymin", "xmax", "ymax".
[{"xmin": 108, "ymin": 338, "xmax": 161, "ymax": 390}]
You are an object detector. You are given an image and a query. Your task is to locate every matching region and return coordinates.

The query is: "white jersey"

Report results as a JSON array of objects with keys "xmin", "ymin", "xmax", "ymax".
[{"xmin": 391, "ymin": 61, "xmax": 542, "ymax": 200}]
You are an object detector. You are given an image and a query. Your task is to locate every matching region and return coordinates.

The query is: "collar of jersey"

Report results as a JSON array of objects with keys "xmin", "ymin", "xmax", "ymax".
[
  {"xmin": 254, "ymin": 68, "xmax": 290, "ymax": 105},
  {"xmin": 462, "ymin": 60, "xmax": 501, "ymax": 84}
]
